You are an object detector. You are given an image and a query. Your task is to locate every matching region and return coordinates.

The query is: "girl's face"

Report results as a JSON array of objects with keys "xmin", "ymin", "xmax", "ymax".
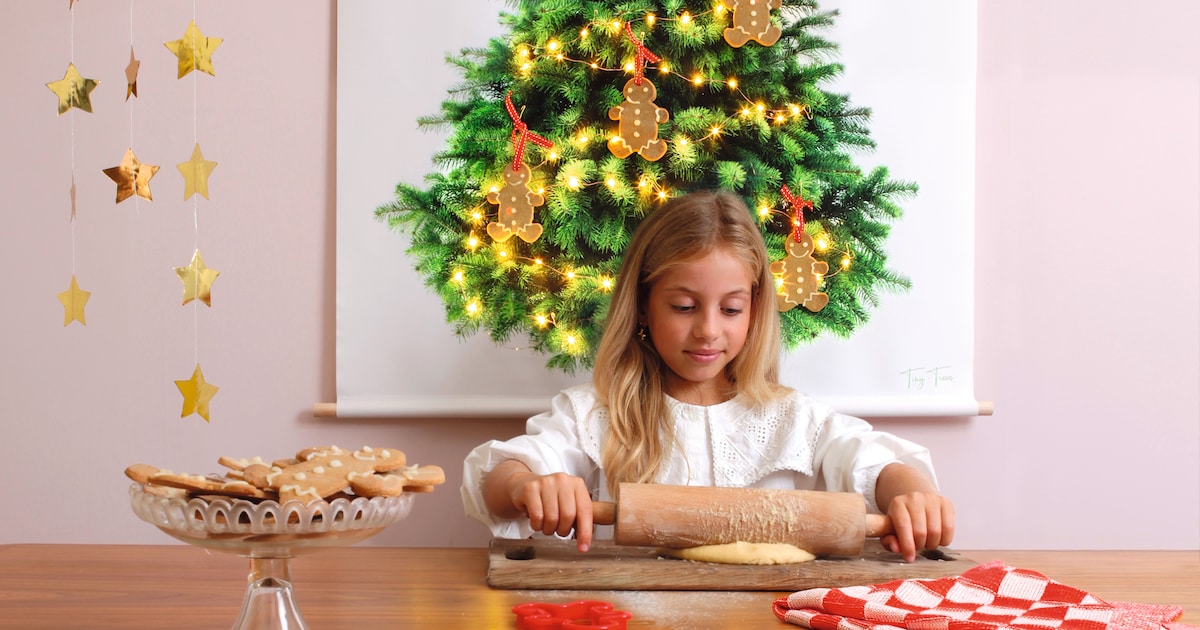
[{"xmin": 642, "ymin": 248, "xmax": 754, "ymax": 406}]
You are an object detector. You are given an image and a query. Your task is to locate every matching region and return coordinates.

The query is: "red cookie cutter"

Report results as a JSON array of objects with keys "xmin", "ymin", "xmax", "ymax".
[{"xmin": 512, "ymin": 600, "xmax": 632, "ymax": 630}]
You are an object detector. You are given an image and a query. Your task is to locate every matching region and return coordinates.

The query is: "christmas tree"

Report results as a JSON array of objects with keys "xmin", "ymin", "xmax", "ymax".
[{"xmin": 377, "ymin": 0, "xmax": 913, "ymax": 374}]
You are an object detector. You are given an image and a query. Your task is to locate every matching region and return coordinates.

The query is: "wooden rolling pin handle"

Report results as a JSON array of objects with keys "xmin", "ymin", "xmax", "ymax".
[
  {"xmin": 592, "ymin": 501, "xmax": 616, "ymax": 526},
  {"xmin": 865, "ymin": 513, "xmax": 894, "ymax": 538}
]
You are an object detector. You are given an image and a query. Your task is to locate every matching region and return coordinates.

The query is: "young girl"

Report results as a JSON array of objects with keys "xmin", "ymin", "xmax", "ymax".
[{"xmin": 462, "ymin": 190, "xmax": 954, "ymax": 562}]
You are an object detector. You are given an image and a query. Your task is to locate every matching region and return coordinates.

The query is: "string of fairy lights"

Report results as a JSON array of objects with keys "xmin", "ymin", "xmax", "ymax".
[{"xmin": 439, "ymin": 6, "xmax": 853, "ymax": 354}]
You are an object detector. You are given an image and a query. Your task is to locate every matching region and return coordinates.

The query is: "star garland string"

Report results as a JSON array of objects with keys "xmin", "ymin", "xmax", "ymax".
[
  {"xmin": 49, "ymin": 2, "xmax": 93, "ymax": 327},
  {"xmin": 164, "ymin": 13, "xmax": 223, "ymax": 422}
]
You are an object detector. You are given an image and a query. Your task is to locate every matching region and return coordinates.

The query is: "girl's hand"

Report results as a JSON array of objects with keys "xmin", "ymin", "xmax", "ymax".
[
  {"xmin": 505, "ymin": 470, "xmax": 595, "ymax": 553},
  {"xmin": 881, "ymin": 491, "xmax": 955, "ymax": 562}
]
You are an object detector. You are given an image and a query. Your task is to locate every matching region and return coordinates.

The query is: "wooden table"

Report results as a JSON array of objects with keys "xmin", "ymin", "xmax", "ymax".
[{"xmin": 0, "ymin": 545, "xmax": 1196, "ymax": 629}]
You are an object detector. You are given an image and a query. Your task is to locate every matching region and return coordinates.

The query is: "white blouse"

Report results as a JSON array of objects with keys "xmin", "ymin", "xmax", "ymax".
[{"xmin": 461, "ymin": 383, "xmax": 937, "ymax": 540}]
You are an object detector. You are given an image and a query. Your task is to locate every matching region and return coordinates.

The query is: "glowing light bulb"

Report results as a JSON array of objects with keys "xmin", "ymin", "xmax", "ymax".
[
  {"xmin": 534, "ymin": 257, "xmax": 544, "ymax": 265},
  {"xmin": 816, "ymin": 237, "xmax": 829, "ymax": 251},
  {"xmin": 566, "ymin": 270, "xmax": 576, "ymax": 280},
  {"xmin": 680, "ymin": 12, "xmax": 692, "ymax": 25},
  {"xmin": 488, "ymin": 185, "xmax": 499, "ymax": 193},
  {"xmin": 591, "ymin": 61, "xmax": 599, "ymax": 69},
  {"xmin": 601, "ymin": 277, "xmax": 613, "ymax": 290},
  {"xmin": 714, "ymin": 3, "xmax": 726, "ymax": 16},
  {"xmin": 659, "ymin": 62, "xmax": 670, "ymax": 74},
  {"xmin": 547, "ymin": 40, "xmax": 559, "ymax": 52},
  {"xmin": 578, "ymin": 134, "xmax": 589, "ymax": 144},
  {"xmin": 710, "ymin": 126, "xmax": 722, "ymax": 137},
  {"xmin": 498, "ymin": 250, "xmax": 508, "ymax": 259},
  {"xmin": 535, "ymin": 314, "xmax": 548, "ymax": 327},
  {"xmin": 452, "ymin": 270, "xmax": 464, "ymax": 283},
  {"xmin": 692, "ymin": 74, "xmax": 704, "ymax": 86},
  {"xmin": 776, "ymin": 114, "xmax": 787, "ymax": 124},
  {"xmin": 756, "ymin": 103, "xmax": 765, "ymax": 113},
  {"xmin": 841, "ymin": 256, "xmax": 851, "ymax": 269},
  {"xmin": 728, "ymin": 78, "xmax": 738, "ymax": 90},
  {"xmin": 471, "ymin": 210, "xmax": 482, "ymax": 221},
  {"xmin": 759, "ymin": 206, "xmax": 770, "ymax": 217},
  {"xmin": 612, "ymin": 20, "xmax": 622, "ymax": 30},
  {"xmin": 790, "ymin": 104, "xmax": 801, "ymax": 116},
  {"xmin": 466, "ymin": 300, "xmax": 480, "ymax": 315},
  {"xmin": 646, "ymin": 14, "xmax": 656, "ymax": 26},
  {"xmin": 657, "ymin": 190, "xmax": 668, "ymax": 200},
  {"xmin": 467, "ymin": 234, "xmax": 480, "ymax": 249},
  {"xmin": 518, "ymin": 47, "xmax": 530, "ymax": 59},
  {"xmin": 606, "ymin": 177, "xmax": 616, "ymax": 188},
  {"xmin": 624, "ymin": 61, "xmax": 635, "ymax": 73},
  {"xmin": 581, "ymin": 27, "xmax": 589, "ymax": 39},
  {"xmin": 567, "ymin": 176, "xmax": 581, "ymax": 190},
  {"xmin": 565, "ymin": 334, "xmax": 577, "ymax": 347},
  {"xmin": 740, "ymin": 107, "xmax": 751, "ymax": 117},
  {"xmin": 547, "ymin": 150, "xmax": 558, "ymax": 161},
  {"xmin": 678, "ymin": 137, "xmax": 689, "ymax": 146}
]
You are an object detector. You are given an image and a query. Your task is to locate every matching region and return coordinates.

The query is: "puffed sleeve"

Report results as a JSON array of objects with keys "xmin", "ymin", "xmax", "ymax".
[
  {"xmin": 810, "ymin": 406, "xmax": 938, "ymax": 515},
  {"xmin": 460, "ymin": 387, "xmax": 600, "ymax": 539}
]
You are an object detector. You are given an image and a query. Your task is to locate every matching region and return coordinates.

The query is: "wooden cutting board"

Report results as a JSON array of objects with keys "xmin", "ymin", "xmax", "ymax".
[{"xmin": 488, "ymin": 538, "xmax": 974, "ymax": 591}]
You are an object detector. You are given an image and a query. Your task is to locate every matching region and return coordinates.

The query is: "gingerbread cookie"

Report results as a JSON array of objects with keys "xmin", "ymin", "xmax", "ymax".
[
  {"xmin": 127, "ymin": 464, "xmax": 272, "ymax": 499},
  {"xmin": 128, "ymin": 445, "xmax": 445, "ymax": 505},
  {"xmin": 270, "ymin": 445, "xmax": 407, "ymax": 504},
  {"xmin": 722, "ymin": 0, "xmax": 782, "ymax": 48},
  {"xmin": 486, "ymin": 163, "xmax": 545, "ymax": 244},
  {"xmin": 608, "ymin": 78, "xmax": 669, "ymax": 161},
  {"xmin": 348, "ymin": 464, "xmax": 446, "ymax": 497},
  {"xmin": 770, "ymin": 231, "xmax": 829, "ymax": 312}
]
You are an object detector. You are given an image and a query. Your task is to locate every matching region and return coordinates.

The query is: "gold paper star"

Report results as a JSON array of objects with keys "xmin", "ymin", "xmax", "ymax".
[
  {"xmin": 174, "ymin": 249, "xmax": 220, "ymax": 306},
  {"xmin": 164, "ymin": 20, "xmax": 222, "ymax": 79},
  {"xmin": 177, "ymin": 143, "xmax": 218, "ymax": 200},
  {"xmin": 46, "ymin": 63, "xmax": 99, "ymax": 115},
  {"xmin": 125, "ymin": 46, "xmax": 140, "ymax": 100},
  {"xmin": 103, "ymin": 148, "xmax": 159, "ymax": 203},
  {"xmin": 57, "ymin": 275, "xmax": 90, "ymax": 326},
  {"xmin": 175, "ymin": 363, "xmax": 218, "ymax": 422}
]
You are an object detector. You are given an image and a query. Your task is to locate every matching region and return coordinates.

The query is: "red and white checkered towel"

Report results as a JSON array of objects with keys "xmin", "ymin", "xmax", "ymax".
[{"xmin": 774, "ymin": 561, "xmax": 1195, "ymax": 630}]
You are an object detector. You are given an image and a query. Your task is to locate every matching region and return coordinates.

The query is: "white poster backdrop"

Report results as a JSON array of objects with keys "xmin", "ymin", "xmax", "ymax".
[{"xmin": 333, "ymin": 1, "xmax": 983, "ymax": 418}]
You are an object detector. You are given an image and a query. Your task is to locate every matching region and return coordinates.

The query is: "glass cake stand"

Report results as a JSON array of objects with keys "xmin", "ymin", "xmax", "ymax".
[{"xmin": 129, "ymin": 483, "xmax": 415, "ymax": 630}]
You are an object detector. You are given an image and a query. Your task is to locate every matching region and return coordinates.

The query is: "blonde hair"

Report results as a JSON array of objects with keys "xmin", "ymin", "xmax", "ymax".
[{"xmin": 593, "ymin": 190, "xmax": 787, "ymax": 497}]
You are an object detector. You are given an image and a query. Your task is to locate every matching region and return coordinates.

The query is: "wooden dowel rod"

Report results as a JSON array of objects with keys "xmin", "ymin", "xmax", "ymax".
[{"xmin": 313, "ymin": 402, "xmax": 337, "ymax": 418}]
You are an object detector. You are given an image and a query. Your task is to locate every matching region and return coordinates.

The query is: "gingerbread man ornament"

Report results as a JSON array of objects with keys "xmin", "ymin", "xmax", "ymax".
[
  {"xmin": 770, "ymin": 231, "xmax": 829, "ymax": 312},
  {"xmin": 722, "ymin": 0, "xmax": 782, "ymax": 48},
  {"xmin": 608, "ymin": 78, "xmax": 669, "ymax": 162},
  {"xmin": 487, "ymin": 163, "xmax": 544, "ymax": 243}
]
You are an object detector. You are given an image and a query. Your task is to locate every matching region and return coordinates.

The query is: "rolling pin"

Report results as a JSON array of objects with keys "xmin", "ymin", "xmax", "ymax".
[{"xmin": 590, "ymin": 483, "xmax": 893, "ymax": 557}]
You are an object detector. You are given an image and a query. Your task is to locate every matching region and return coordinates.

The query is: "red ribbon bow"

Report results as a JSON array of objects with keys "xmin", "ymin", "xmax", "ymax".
[
  {"xmin": 624, "ymin": 22, "xmax": 661, "ymax": 84},
  {"xmin": 781, "ymin": 184, "xmax": 813, "ymax": 242},
  {"xmin": 505, "ymin": 91, "xmax": 554, "ymax": 171}
]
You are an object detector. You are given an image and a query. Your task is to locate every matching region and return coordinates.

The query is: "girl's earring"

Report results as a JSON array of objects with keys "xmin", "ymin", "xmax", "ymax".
[{"xmin": 637, "ymin": 325, "xmax": 648, "ymax": 342}]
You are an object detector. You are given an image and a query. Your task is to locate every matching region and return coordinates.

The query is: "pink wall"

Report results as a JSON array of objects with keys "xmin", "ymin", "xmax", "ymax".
[{"xmin": 1, "ymin": 2, "xmax": 1196, "ymax": 550}]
